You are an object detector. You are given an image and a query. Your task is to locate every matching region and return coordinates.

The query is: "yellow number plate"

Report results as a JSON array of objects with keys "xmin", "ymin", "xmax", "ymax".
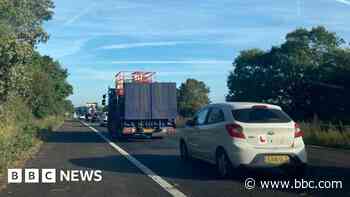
[
  {"xmin": 143, "ymin": 128, "xmax": 154, "ymax": 133},
  {"xmin": 264, "ymin": 155, "xmax": 290, "ymax": 165}
]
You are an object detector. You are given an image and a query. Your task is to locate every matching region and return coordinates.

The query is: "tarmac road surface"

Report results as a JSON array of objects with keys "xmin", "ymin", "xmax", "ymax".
[{"xmin": 1, "ymin": 120, "xmax": 349, "ymax": 197}]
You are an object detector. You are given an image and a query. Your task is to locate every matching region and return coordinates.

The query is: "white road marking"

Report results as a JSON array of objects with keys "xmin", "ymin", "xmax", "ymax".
[{"xmin": 80, "ymin": 121, "xmax": 187, "ymax": 197}]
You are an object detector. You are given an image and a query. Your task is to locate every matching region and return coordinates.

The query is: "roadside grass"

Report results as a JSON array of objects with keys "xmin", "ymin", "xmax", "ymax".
[
  {"xmin": 0, "ymin": 99, "xmax": 64, "ymax": 177},
  {"xmin": 301, "ymin": 121, "xmax": 350, "ymax": 149}
]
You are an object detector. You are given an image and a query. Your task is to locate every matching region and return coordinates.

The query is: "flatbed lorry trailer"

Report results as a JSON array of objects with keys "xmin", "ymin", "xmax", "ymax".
[{"xmin": 107, "ymin": 72, "xmax": 177, "ymax": 139}]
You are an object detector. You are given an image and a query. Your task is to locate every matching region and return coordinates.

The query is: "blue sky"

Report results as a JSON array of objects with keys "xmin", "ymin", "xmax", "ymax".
[{"xmin": 38, "ymin": 0, "xmax": 350, "ymax": 106}]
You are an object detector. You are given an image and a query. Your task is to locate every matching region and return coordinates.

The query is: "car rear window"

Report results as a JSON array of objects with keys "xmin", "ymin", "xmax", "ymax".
[{"xmin": 232, "ymin": 108, "xmax": 292, "ymax": 123}]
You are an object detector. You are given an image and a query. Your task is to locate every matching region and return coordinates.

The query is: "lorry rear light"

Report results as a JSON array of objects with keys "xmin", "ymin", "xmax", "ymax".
[
  {"xmin": 225, "ymin": 123, "xmax": 245, "ymax": 139},
  {"xmin": 166, "ymin": 127, "xmax": 176, "ymax": 135},
  {"xmin": 123, "ymin": 127, "xmax": 135, "ymax": 134},
  {"xmin": 294, "ymin": 123, "xmax": 304, "ymax": 138}
]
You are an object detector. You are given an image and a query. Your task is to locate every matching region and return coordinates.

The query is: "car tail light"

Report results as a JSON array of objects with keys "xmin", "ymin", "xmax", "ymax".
[
  {"xmin": 225, "ymin": 123, "xmax": 245, "ymax": 139},
  {"xmin": 294, "ymin": 123, "xmax": 304, "ymax": 138}
]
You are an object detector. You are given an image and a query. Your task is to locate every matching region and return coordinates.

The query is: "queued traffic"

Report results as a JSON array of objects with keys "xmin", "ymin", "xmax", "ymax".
[{"xmin": 76, "ymin": 71, "xmax": 308, "ymax": 178}]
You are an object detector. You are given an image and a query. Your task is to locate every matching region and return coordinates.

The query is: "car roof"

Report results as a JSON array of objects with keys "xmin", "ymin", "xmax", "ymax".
[{"xmin": 208, "ymin": 102, "xmax": 282, "ymax": 110}]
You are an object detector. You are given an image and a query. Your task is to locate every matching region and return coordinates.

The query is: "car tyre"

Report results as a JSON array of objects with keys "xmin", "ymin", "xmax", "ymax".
[
  {"xmin": 216, "ymin": 149, "xmax": 233, "ymax": 178},
  {"xmin": 180, "ymin": 140, "xmax": 190, "ymax": 161}
]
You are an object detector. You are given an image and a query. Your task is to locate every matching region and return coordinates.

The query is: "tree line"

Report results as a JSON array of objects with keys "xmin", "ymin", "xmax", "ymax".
[
  {"xmin": 177, "ymin": 27, "xmax": 350, "ymax": 123},
  {"xmin": 227, "ymin": 26, "xmax": 350, "ymax": 122},
  {"xmin": 0, "ymin": 0, "xmax": 73, "ymax": 118}
]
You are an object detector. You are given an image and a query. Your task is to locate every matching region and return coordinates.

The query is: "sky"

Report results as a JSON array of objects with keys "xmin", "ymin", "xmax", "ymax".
[{"xmin": 38, "ymin": 0, "xmax": 350, "ymax": 107}]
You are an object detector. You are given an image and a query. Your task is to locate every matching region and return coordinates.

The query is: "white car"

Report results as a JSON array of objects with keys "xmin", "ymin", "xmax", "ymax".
[{"xmin": 179, "ymin": 102, "xmax": 307, "ymax": 178}]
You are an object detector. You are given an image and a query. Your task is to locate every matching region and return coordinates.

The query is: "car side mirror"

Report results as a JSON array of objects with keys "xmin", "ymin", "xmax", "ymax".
[{"xmin": 186, "ymin": 119, "xmax": 195, "ymax": 127}]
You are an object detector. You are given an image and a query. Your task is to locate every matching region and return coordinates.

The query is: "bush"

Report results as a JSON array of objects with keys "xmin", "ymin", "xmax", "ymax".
[{"xmin": 0, "ymin": 98, "xmax": 64, "ymax": 175}]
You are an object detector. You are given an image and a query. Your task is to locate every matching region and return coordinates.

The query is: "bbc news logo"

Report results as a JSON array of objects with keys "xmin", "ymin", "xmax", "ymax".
[{"xmin": 8, "ymin": 169, "xmax": 102, "ymax": 183}]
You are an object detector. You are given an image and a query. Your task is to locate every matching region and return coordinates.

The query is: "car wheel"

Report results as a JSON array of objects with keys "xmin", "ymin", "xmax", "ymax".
[
  {"xmin": 180, "ymin": 141, "xmax": 189, "ymax": 161},
  {"xmin": 216, "ymin": 149, "xmax": 232, "ymax": 178}
]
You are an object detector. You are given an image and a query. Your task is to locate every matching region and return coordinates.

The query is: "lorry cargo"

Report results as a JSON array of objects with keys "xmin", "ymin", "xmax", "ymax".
[{"xmin": 107, "ymin": 71, "xmax": 177, "ymax": 139}]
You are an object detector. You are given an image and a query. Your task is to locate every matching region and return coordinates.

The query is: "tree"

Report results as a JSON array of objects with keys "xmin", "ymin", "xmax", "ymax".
[
  {"xmin": 28, "ymin": 53, "xmax": 73, "ymax": 118},
  {"xmin": 0, "ymin": 0, "xmax": 73, "ymax": 118},
  {"xmin": 0, "ymin": 0, "xmax": 54, "ymax": 103},
  {"xmin": 177, "ymin": 79, "xmax": 210, "ymax": 117},
  {"xmin": 227, "ymin": 26, "xmax": 350, "ymax": 121}
]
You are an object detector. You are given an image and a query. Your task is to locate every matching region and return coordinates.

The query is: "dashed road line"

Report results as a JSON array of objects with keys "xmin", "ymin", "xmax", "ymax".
[{"xmin": 80, "ymin": 121, "xmax": 187, "ymax": 197}]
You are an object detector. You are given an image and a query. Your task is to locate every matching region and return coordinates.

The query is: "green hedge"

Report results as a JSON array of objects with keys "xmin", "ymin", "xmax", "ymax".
[{"xmin": 0, "ymin": 98, "xmax": 64, "ymax": 175}]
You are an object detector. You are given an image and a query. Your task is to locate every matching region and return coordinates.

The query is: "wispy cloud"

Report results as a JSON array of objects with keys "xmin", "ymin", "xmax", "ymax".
[
  {"xmin": 73, "ymin": 68, "xmax": 115, "ymax": 81},
  {"xmin": 73, "ymin": 67, "xmax": 224, "ymax": 81},
  {"xmin": 157, "ymin": 71, "xmax": 222, "ymax": 77},
  {"xmin": 100, "ymin": 41, "xmax": 195, "ymax": 50},
  {"xmin": 111, "ymin": 60, "xmax": 232, "ymax": 64},
  {"xmin": 335, "ymin": 0, "xmax": 350, "ymax": 5},
  {"xmin": 39, "ymin": 38, "xmax": 91, "ymax": 59},
  {"xmin": 64, "ymin": 3, "xmax": 97, "ymax": 26}
]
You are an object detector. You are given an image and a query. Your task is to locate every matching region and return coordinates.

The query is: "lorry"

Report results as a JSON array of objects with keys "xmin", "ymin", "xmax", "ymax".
[{"xmin": 107, "ymin": 71, "xmax": 177, "ymax": 139}]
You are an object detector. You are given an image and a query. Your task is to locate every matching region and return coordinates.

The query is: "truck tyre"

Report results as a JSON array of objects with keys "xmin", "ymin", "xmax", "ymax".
[{"xmin": 109, "ymin": 122, "xmax": 118, "ymax": 140}]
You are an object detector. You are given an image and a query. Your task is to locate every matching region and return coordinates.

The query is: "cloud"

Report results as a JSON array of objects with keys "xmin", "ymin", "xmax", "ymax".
[
  {"xmin": 335, "ymin": 0, "xmax": 350, "ymax": 5},
  {"xmin": 73, "ymin": 68, "xmax": 115, "ymax": 81},
  {"xmin": 157, "ymin": 71, "xmax": 223, "ymax": 77},
  {"xmin": 73, "ymin": 67, "xmax": 225, "ymax": 81},
  {"xmin": 100, "ymin": 41, "xmax": 195, "ymax": 50},
  {"xmin": 100, "ymin": 39, "xmax": 261, "ymax": 51},
  {"xmin": 39, "ymin": 38, "xmax": 91, "ymax": 59},
  {"xmin": 64, "ymin": 3, "xmax": 97, "ymax": 26},
  {"xmin": 111, "ymin": 60, "xmax": 232, "ymax": 64}
]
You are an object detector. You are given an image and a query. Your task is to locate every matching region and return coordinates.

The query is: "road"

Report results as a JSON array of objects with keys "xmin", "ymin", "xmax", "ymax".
[{"xmin": 1, "ymin": 120, "xmax": 349, "ymax": 197}]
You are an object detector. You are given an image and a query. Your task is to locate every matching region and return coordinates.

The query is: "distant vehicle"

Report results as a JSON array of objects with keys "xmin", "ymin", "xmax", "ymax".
[
  {"xmin": 99, "ymin": 112, "xmax": 108, "ymax": 127},
  {"xmin": 107, "ymin": 71, "xmax": 177, "ymax": 139},
  {"xmin": 85, "ymin": 113, "xmax": 97, "ymax": 122},
  {"xmin": 85, "ymin": 102, "xmax": 98, "ymax": 122},
  {"xmin": 179, "ymin": 102, "xmax": 307, "ymax": 178},
  {"xmin": 79, "ymin": 115, "xmax": 85, "ymax": 119}
]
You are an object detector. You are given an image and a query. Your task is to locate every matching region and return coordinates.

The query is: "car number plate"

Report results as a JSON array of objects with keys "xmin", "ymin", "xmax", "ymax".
[
  {"xmin": 264, "ymin": 155, "xmax": 289, "ymax": 165},
  {"xmin": 143, "ymin": 128, "xmax": 154, "ymax": 133}
]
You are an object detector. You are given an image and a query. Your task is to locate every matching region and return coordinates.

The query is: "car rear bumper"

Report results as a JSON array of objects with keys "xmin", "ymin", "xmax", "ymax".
[
  {"xmin": 227, "ymin": 145, "xmax": 307, "ymax": 167},
  {"xmin": 240, "ymin": 154, "xmax": 307, "ymax": 168},
  {"xmin": 120, "ymin": 127, "xmax": 176, "ymax": 138}
]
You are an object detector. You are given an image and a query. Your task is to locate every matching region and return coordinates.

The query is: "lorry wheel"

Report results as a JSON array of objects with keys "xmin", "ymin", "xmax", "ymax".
[{"xmin": 109, "ymin": 123, "xmax": 118, "ymax": 140}]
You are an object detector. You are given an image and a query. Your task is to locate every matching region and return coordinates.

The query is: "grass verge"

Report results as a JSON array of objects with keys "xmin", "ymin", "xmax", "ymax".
[
  {"xmin": 301, "ymin": 122, "xmax": 350, "ymax": 149},
  {"xmin": 0, "ymin": 99, "xmax": 65, "ymax": 183}
]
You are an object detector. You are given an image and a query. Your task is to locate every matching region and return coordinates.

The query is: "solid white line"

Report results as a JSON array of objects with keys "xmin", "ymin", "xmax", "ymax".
[{"xmin": 80, "ymin": 121, "xmax": 187, "ymax": 197}]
